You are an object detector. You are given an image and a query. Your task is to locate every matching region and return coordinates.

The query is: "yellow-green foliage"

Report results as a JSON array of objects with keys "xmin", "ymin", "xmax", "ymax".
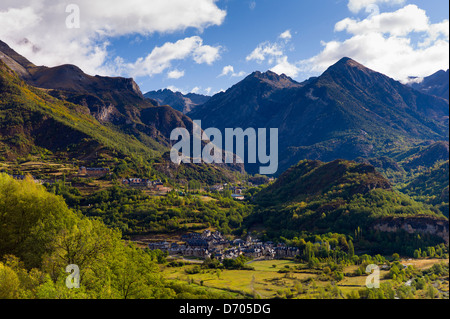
[
  {"xmin": 0, "ymin": 173, "xmax": 232, "ymax": 299},
  {"xmin": 0, "ymin": 261, "xmax": 20, "ymax": 299},
  {"xmin": 0, "ymin": 173, "xmax": 78, "ymax": 268},
  {"xmin": 0, "ymin": 61, "xmax": 164, "ymax": 160}
]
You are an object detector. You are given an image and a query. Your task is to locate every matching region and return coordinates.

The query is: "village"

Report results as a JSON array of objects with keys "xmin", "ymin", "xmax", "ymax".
[
  {"xmin": 147, "ymin": 230, "xmax": 301, "ymax": 261},
  {"xmin": 4, "ymin": 163, "xmax": 264, "ymax": 202}
]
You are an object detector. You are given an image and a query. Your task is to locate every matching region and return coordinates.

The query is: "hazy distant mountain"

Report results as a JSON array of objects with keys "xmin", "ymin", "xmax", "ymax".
[
  {"xmin": 144, "ymin": 89, "xmax": 210, "ymax": 114},
  {"xmin": 190, "ymin": 58, "xmax": 449, "ymax": 174},
  {"xmin": 411, "ymin": 69, "xmax": 449, "ymax": 101}
]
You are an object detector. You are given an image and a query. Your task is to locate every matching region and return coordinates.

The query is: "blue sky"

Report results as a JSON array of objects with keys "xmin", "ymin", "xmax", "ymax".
[
  {"xmin": 0, "ymin": 0, "xmax": 448, "ymax": 95},
  {"xmin": 114, "ymin": 0, "xmax": 450, "ymax": 94},
  {"xmin": 123, "ymin": 0, "xmax": 350, "ymax": 94}
]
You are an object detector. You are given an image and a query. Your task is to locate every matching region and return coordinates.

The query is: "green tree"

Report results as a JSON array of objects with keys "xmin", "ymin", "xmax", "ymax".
[
  {"xmin": 0, "ymin": 262, "xmax": 20, "ymax": 299},
  {"xmin": 413, "ymin": 249, "xmax": 421, "ymax": 259},
  {"xmin": 426, "ymin": 284, "xmax": 438, "ymax": 299},
  {"xmin": 348, "ymin": 240, "xmax": 355, "ymax": 259},
  {"xmin": 0, "ymin": 174, "xmax": 78, "ymax": 268}
]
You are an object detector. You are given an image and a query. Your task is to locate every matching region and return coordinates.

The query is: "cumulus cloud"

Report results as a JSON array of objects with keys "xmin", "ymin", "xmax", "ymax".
[
  {"xmin": 302, "ymin": 4, "xmax": 449, "ymax": 82},
  {"xmin": 192, "ymin": 45, "xmax": 222, "ymax": 65},
  {"xmin": 191, "ymin": 86, "xmax": 201, "ymax": 94},
  {"xmin": 123, "ymin": 36, "xmax": 221, "ymax": 78},
  {"xmin": 166, "ymin": 85, "xmax": 187, "ymax": 94},
  {"xmin": 246, "ymin": 31, "xmax": 300, "ymax": 78},
  {"xmin": 246, "ymin": 42, "xmax": 284, "ymax": 63},
  {"xmin": 0, "ymin": 0, "xmax": 226, "ymax": 76},
  {"xmin": 335, "ymin": 5, "xmax": 430, "ymax": 36},
  {"xmin": 279, "ymin": 30, "xmax": 292, "ymax": 41},
  {"xmin": 190, "ymin": 86, "xmax": 213, "ymax": 95},
  {"xmin": 167, "ymin": 69, "xmax": 185, "ymax": 79},
  {"xmin": 219, "ymin": 65, "xmax": 246, "ymax": 77},
  {"xmin": 347, "ymin": 0, "xmax": 405, "ymax": 13},
  {"xmin": 270, "ymin": 56, "xmax": 300, "ymax": 78}
]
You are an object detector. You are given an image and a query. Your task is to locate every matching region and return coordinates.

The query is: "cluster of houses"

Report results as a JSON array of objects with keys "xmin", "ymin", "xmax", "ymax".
[
  {"xmin": 77, "ymin": 167, "xmax": 173, "ymax": 192},
  {"xmin": 147, "ymin": 230, "xmax": 300, "ymax": 261},
  {"xmin": 209, "ymin": 184, "xmax": 246, "ymax": 193},
  {"xmin": 121, "ymin": 178, "xmax": 171, "ymax": 192},
  {"xmin": 209, "ymin": 184, "xmax": 246, "ymax": 201},
  {"xmin": 122, "ymin": 178, "xmax": 155, "ymax": 188}
]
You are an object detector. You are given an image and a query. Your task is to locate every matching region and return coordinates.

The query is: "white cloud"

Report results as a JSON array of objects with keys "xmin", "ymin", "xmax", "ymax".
[
  {"xmin": 246, "ymin": 42, "xmax": 284, "ymax": 63},
  {"xmin": 347, "ymin": 0, "xmax": 405, "ymax": 13},
  {"xmin": 220, "ymin": 65, "xmax": 234, "ymax": 76},
  {"xmin": 279, "ymin": 30, "xmax": 292, "ymax": 41},
  {"xmin": 166, "ymin": 85, "xmax": 187, "ymax": 94},
  {"xmin": 120, "ymin": 36, "xmax": 222, "ymax": 78},
  {"xmin": 167, "ymin": 69, "xmax": 185, "ymax": 79},
  {"xmin": 190, "ymin": 86, "xmax": 213, "ymax": 95},
  {"xmin": 213, "ymin": 88, "xmax": 226, "ymax": 95},
  {"xmin": 335, "ymin": 5, "xmax": 430, "ymax": 36},
  {"xmin": 246, "ymin": 37, "xmax": 299, "ymax": 78},
  {"xmin": 0, "ymin": 0, "xmax": 226, "ymax": 76},
  {"xmin": 192, "ymin": 44, "xmax": 222, "ymax": 65},
  {"xmin": 219, "ymin": 65, "xmax": 246, "ymax": 77},
  {"xmin": 270, "ymin": 56, "xmax": 300, "ymax": 78},
  {"xmin": 302, "ymin": 4, "xmax": 449, "ymax": 82}
]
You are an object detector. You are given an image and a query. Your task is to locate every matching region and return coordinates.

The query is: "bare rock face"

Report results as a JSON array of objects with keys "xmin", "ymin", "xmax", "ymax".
[
  {"xmin": 373, "ymin": 217, "xmax": 449, "ymax": 244},
  {"xmin": 96, "ymin": 104, "xmax": 119, "ymax": 122}
]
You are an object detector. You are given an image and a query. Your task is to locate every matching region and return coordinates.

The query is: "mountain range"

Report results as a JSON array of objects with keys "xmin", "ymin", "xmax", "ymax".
[
  {"xmin": 1, "ymin": 38, "xmax": 448, "ymax": 251},
  {"xmin": 144, "ymin": 89, "xmax": 210, "ymax": 114},
  {"xmin": 0, "ymin": 40, "xmax": 196, "ymax": 151},
  {"xmin": 189, "ymin": 57, "xmax": 449, "ymax": 175},
  {"xmin": 0, "ymin": 39, "xmax": 244, "ymax": 182},
  {"xmin": 1, "ymin": 39, "xmax": 449, "ymax": 180}
]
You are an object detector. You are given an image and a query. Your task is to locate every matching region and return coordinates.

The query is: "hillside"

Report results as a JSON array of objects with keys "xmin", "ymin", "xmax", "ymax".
[
  {"xmin": 0, "ymin": 59, "xmax": 163, "ymax": 161},
  {"xmin": 401, "ymin": 141, "xmax": 449, "ymax": 171},
  {"xmin": 247, "ymin": 159, "xmax": 448, "ymax": 249},
  {"xmin": 400, "ymin": 161, "xmax": 449, "ymax": 217},
  {"xmin": 0, "ymin": 59, "xmax": 244, "ymax": 185},
  {"xmin": 0, "ymin": 40, "xmax": 199, "ymax": 150},
  {"xmin": 254, "ymin": 160, "xmax": 391, "ymax": 206},
  {"xmin": 190, "ymin": 58, "xmax": 449, "ymax": 175},
  {"xmin": 0, "ymin": 40, "xmax": 245, "ymax": 184},
  {"xmin": 0, "ymin": 173, "xmax": 232, "ymax": 299}
]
